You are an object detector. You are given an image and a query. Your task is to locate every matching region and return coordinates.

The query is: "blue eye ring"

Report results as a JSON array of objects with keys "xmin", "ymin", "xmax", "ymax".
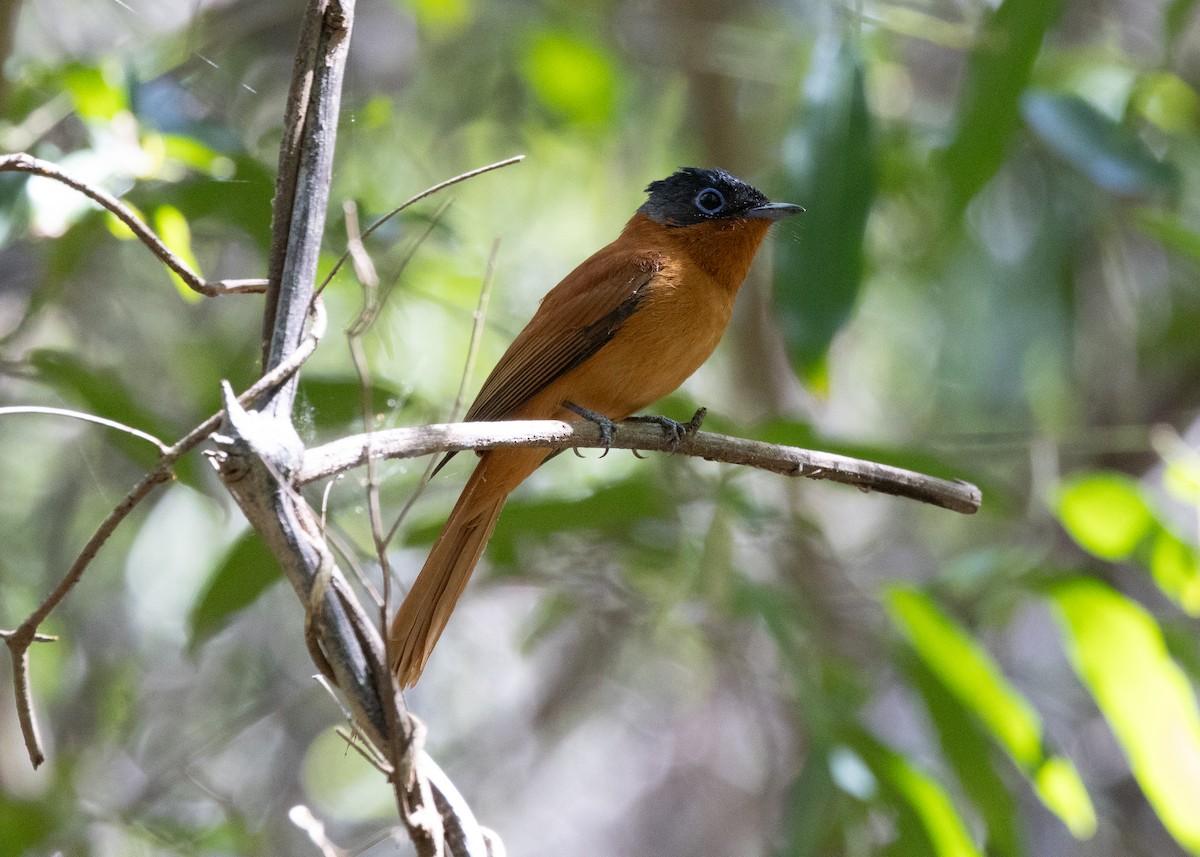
[{"xmin": 694, "ymin": 187, "xmax": 725, "ymax": 215}]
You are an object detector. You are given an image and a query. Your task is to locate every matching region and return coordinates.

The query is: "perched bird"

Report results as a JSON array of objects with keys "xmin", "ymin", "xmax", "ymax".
[{"xmin": 389, "ymin": 167, "xmax": 802, "ymax": 686}]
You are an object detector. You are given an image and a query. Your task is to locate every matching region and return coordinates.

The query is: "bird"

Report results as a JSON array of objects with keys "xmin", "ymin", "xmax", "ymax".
[{"xmin": 389, "ymin": 167, "xmax": 803, "ymax": 686}]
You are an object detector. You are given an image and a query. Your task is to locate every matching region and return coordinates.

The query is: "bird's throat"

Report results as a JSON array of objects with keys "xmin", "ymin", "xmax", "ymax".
[{"xmin": 623, "ymin": 214, "xmax": 774, "ymax": 293}]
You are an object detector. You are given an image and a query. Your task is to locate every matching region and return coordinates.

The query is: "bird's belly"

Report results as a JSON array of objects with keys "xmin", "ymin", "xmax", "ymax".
[{"xmin": 553, "ymin": 281, "xmax": 733, "ymax": 419}]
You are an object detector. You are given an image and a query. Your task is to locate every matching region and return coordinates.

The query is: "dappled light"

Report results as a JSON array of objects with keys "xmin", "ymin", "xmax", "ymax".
[{"xmin": 1, "ymin": 0, "xmax": 1199, "ymax": 855}]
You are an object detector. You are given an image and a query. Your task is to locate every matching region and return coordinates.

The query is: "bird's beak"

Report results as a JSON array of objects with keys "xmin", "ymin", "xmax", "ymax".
[{"xmin": 746, "ymin": 202, "xmax": 805, "ymax": 221}]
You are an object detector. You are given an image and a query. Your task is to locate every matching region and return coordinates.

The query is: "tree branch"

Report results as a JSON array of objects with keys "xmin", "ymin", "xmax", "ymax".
[
  {"xmin": 219, "ymin": 2, "xmax": 499, "ymax": 854},
  {"xmin": 2, "ymin": 298, "xmax": 327, "ymax": 769},
  {"xmin": 297, "ymin": 419, "xmax": 983, "ymax": 515},
  {"xmin": 0, "ymin": 153, "xmax": 267, "ymax": 297},
  {"xmin": 2, "ymin": 2, "xmax": 506, "ymax": 853},
  {"xmin": 260, "ymin": 0, "xmax": 350, "ymax": 397}
]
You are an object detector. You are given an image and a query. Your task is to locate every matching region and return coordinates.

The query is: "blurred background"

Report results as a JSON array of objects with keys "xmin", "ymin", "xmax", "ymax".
[{"xmin": 2, "ymin": 0, "xmax": 1200, "ymax": 855}]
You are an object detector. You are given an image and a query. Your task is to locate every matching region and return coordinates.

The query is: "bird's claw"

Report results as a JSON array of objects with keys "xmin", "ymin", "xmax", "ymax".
[
  {"xmin": 563, "ymin": 401, "xmax": 617, "ymax": 457},
  {"xmin": 625, "ymin": 407, "xmax": 706, "ymax": 452}
]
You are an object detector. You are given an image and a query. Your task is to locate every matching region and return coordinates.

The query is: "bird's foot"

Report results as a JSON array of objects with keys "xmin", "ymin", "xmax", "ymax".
[
  {"xmin": 625, "ymin": 407, "xmax": 707, "ymax": 452},
  {"xmin": 563, "ymin": 401, "xmax": 617, "ymax": 457}
]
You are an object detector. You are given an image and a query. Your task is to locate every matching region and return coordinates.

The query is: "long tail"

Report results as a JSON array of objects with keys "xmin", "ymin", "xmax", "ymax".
[{"xmin": 389, "ymin": 448, "xmax": 544, "ymax": 687}]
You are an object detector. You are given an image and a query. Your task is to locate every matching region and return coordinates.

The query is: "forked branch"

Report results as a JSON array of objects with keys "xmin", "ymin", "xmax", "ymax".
[{"xmin": 2, "ymin": 299, "xmax": 327, "ymax": 769}]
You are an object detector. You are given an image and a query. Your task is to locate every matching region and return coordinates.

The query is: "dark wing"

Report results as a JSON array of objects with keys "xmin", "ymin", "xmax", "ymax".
[{"xmin": 464, "ymin": 251, "xmax": 659, "ymax": 422}]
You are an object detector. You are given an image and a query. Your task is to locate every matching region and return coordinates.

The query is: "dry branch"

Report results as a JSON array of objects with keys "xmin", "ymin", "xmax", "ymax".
[
  {"xmin": 2, "ymin": 298, "xmax": 327, "ymax": 769},
  {"xmin": 1, "ymin": 5, "xmax": 978, "ymax": 857},
  {"xmin": 1, "ymin": 0, "xmax": 515, "ymax": 851},
  {"xmin": 219, "ymin": 1, "xmax": 500, "ymax": 854},
  {"xmin": 0, "ymin": 152, "xmax": 267, "ymax": 297},
  {"xmin": 298, "ymin": 419, "xmax": 983, "ymax": 515}
]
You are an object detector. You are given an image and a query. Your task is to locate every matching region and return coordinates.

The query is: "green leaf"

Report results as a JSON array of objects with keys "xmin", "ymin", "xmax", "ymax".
[
  {"xmin": 940, "ymin": 0, "xmax": 1065, "ymax": 207},
  {"xmin": 1133, "ymin": 72, "xmax": 1200, "ymax": 134},
  {"xmin": 1165, "ymin": 0, "xmax": 1200, "ymax": 52},
  {"xmin": 775, "ymin": 749, "xmax": 839, "ymax": 857},
  {"xmin": 1033, "ymin": 756, "xmax": 1097, "ymax": 840},
  {"xmin": 1054, "ymin": 472, "xmax": 1200, "ymax": 616},
  {"xmin": 888, "ymin": 587, "xmax": 1042, "ymax": 766},
  {"xmin": 0, "ymin": 797, "xmax": 55, "ymax": 855},
  {"xmin": 1050, "ymin": 577, "xmax": 1200, "ymax": 852},
  {"xmin": 402, "ymin": 0, "xmax": 475, "ymax": 39},
  {"xmin": 844, "ymin": 729, "xmax": 983, "ymax": 857},
  {"xmin": 154, "ymin": 204, "xmax": 202, "ymax": 302},
  {"xmin": 188, "ymin": 532, "xmax": 281, "ymax": 647},
  {"xmin": 775, "ymin": 36, "xmax": 874, "ymax": 384},
  {"xmin": 1149, "ymin": 530, "xmax": 1200, "ymax": 616},
  {"xmin": 522, "ymin": 32, "xmax": 617, "ymax": 125},
  {"xmin": 62, "ymin": 62, "xmax": 127, "ymax": 120},
  {"xmin": 1053, "ymin": 472, "xmax": 1154, "ymax": 561},
  {"xmin": 1134, "ymin": 206, "xmax": 1200, "ymax": 262},
  {"xmin": 888, "ymin": 587, "xmax": 1096, "ymax": 837},
  {"xmin": 1022, "ymin": 91, "xmax": 1179, "ymax": 196},
  {"xmin": 903, "ymin": 654, "xmax": 1021, "ymax": 857}
]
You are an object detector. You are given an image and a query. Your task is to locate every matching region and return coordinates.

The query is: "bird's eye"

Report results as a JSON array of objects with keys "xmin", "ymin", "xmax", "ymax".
[{"xmin": 694, "ymin": 188, "xmax": 725, "ymax": 215}]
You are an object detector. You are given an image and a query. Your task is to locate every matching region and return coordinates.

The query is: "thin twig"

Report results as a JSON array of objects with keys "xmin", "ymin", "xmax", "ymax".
[
  {"xmin": 0, "ymin": 406, "xmax": 169, "ymax": 453},
  {"xmin": 348, "ymin": 334, "xmax": 393, "ymax": 632},
  {"xmin": 3, "ymin": 299, "xmax": 327, "ymax": 768},
  {"xmin": 343, "ymin": 199, "xmax": 379, "ymax": 288},
  {"xmin": 6, "ymin": 467, "xmax": 171, "ymax": 768},
  {"xmin": 299, "ymin": 419, "xmax": 983, "ymax": 516},
  {"xmin": 316, "ymin": 156, "xmax": 524, "ymax": 296},
  {"xmin": 289, "ymin": 805, "xmax": 349, "ymax": 857},
  {"xmin": 452, "ymin": 239, "xmax": 501, "ymax": 422},
  {"xmin": 345, "ymin": 198, "xmax": 452, "ymax": 337},
  {"xmin": 335, "ymin": 725, "xmax": 393, "ymax": 775},
  {"xmin": 0, "ymin": 153, "xmax": 268, "ymax": 297},
  {"xmin": 343, "ymin": 204, "xmax": 448, "ymax": 633},
  {"xmin": 383, "ymin": 236, "xmax": 500, "ymax": 549},
  {"xmin": 0, "ymin": 630, "xmax": 57, "ymax": 643}
]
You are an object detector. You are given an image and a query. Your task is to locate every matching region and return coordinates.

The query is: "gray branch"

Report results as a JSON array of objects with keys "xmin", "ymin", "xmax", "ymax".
[
  {"xmin": 298, "ymin": 419, "xmax": 982, "ymax": 515},
  {"xmin": 210, "ymin": 2, "xmax": 495, "ymax": 855}
]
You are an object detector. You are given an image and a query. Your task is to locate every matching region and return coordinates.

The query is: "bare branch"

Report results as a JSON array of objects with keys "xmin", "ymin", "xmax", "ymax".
[
  {"xmin": 0, "ymin": 152, "xmax": 268, "ymax": 297},
  {"xmin": 316, "ymin": 156, "xmax": 524, "ymax": 297},
  {"xmin": 382, "ymin": 237, "xmax": 501, "ymax": 550},
  {"xmin": 289, "ymin": 805, "xmax": 349, "ymax": 857},
  {"xmin": 3, "ymin": 297, "xmax": 326, "ymax": 769},
  {"xmin": 298, "ymin": 419, "xmax": 983, "ymax": 515},
  {"xmin": 220, "ymin": 2, "xmax": 491, "ymax": 854},
  {"xmin": 4, "ymin": 2, "xmax": 506, "ymax": 853},
  {"xmin": 0, "ymin": 406, "xmax": 169, "ymax": 452},
  {"xmin": 4, "ymin": 467, "xmax": 172, "ymax": 767},
  {"xmin": 260, "ymin": 0, "xmax": 352, "ymax": 390},
  {"xmin": 212, "ymin": 386, "xmax": 482, "ymax": 857}
]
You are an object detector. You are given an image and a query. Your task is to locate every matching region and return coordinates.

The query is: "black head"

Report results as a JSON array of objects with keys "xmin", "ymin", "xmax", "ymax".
[{"xmin": 637, "ymin": 167, "xmax": 803, "ymax": 227}]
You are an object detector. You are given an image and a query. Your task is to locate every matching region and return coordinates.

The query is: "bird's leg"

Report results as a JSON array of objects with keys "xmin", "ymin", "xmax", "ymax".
[
  {"xmin": 562, "ymin": 401, "xmax": 617, "ymax": 457},
  {"xmin": 624, "ymin": 407, "xmax": 707, "ymax": 451}
]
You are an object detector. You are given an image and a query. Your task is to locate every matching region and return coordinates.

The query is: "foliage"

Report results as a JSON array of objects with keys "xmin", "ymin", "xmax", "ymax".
[{"xmin": 1, "ymin": 0, "xmax": 1199, "ymax": 855}]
